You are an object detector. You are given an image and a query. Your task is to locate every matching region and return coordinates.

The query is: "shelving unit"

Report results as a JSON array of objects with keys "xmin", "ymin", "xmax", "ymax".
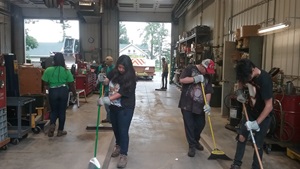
[
  {"xmin": 7, "ymin": 97, "xmax": 35, "ymax": 145},
  {"xmin": 171, "ymin": 25, "xmax": 212, "ymax": 88},
  {"xmin": 221, "ymin": 29, "xmax": 263, "ymax": 116}
]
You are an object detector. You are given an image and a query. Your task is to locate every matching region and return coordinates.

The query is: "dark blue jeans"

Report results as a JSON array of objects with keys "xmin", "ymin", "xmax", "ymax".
[
  {"xmin": 110, "ymin": 106, "xmax": 134, "ymax": 156},
  {"xmin": 162, "ymin": 72, "xmax": 168, "ymax": 88},
  {"xmin": 48, "ymin": 86, "xmax": 69, "ymax": 131},
  {"xmin": 233, "ymin": 115, "xmax": 271, "ymax": 169},
  {"xmin": 181, "ymin": 109, "xmax": 206, "ymax": 148}
]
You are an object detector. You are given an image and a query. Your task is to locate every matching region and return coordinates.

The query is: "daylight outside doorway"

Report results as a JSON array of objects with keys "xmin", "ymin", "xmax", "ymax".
[{"xmin": 119, "ymin": 21, "xmax": 171, "ymax": 80}]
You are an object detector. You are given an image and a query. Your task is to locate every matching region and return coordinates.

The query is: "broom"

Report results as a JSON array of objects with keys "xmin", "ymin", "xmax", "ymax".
[
  {"xmin": 88, "ymin": 83, "xmax": 104, "ymax": 169},
  {"xmin": 200, "ymin": 83, "xmax": 232, "ymax": 160},
  {"xmin": 242, "ymin": 103, "xmax": 264, "ymax": 169}
]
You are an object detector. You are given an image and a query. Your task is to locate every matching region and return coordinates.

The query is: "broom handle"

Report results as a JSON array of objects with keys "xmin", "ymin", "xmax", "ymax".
[
  {"xmin": 242, "ymin": 103, "xmax": 264, "ymax": 169},
  {"xmin": 94, "ymin": 83, "xmax": 104, "ymax": 157},
  {"xmin": 200, "ymin": 83, "xmax": 217, "ymax": 149}
]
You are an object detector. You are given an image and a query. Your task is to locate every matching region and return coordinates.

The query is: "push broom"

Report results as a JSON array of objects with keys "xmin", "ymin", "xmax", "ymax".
[
  {"xmin": 200, "ymin": 83, "xmax": 232, "ymax": 160},
  {"xmin": 242, "ymin": 103, "xmax": 264, "ymax": 169},
  {"xmin": 88, "ymin": 83, "xmax": 104, "ymax": 169}
]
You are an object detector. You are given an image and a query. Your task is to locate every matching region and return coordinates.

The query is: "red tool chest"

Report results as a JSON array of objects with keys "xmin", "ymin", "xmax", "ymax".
[
  {"xmin": 274, "ymin": 94, "xmax": 300, "ymax": 143},
  {"xmin": 75, "ymin": 71, "xmax": 96, "ymax": 96}
]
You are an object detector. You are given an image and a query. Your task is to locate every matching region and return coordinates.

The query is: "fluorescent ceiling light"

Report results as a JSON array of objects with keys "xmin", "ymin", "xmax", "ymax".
[
  {"xmin": 258, "ymin": 21, "xmax": 291, "ymax": 34},
  {"xmin": 79, "ymin": 1, "xmax": 93, "ymax": 6}
]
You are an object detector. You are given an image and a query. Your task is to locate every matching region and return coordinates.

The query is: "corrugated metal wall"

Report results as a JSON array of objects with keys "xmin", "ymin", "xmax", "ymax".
[
  {"xmin": 223, "ymin": 0, "xmax": 300, "ymax": 86},
  {"xmin": 0, "ymin": 0, "xmax": 11, "ymax": 54}
]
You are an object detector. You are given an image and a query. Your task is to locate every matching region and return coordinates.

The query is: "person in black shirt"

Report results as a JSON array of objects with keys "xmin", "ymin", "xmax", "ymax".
[
  {"xmin": 178, "ymin": 59, "xmax": 215, "ymax": 157},
  {"xmin": 230, "ymin": 59, "xmax": 273, "ymax": 169},
  {"xmin": 97, "ymin": 55, "xmax": 136, "ymax": 168}
]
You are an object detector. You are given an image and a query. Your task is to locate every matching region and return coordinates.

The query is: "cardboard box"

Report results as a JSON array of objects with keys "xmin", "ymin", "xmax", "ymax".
[
  {"xmin": 18, "ymin": 66, "xmax": 44, "ymax": 95},
  {"xmin": 240, "ymin": 25, "xmax": 261, "ymax": 37}
]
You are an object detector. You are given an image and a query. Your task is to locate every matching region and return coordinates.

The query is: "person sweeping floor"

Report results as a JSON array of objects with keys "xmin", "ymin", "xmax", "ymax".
[
  {"xmin": 178, "ymin": 59, "xmax": 215, "ymax": 157},
  {"xmin": 231, "ymin": 59, "xmax": 273, "ymax": 169}
]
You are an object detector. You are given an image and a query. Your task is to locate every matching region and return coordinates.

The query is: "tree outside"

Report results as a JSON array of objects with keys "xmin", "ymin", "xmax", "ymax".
[
  {"xmin": 119, "ymin": 22, "xmax": 130, "ymax": 44},
  {"xmin": 140, "ymin": 22, "xmax": 170, "ymax": 69}
]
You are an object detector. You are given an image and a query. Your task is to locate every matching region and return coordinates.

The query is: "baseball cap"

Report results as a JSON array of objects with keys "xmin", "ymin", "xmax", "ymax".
[{"xmin": 201, "ymin": 59, "xmax": 215, "ymax": 74}]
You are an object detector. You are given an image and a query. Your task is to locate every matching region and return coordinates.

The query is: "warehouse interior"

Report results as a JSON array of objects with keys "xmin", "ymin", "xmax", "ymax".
[{"xmin": 0, "ymin": 0, "xmax": 300, "ymax": 168}]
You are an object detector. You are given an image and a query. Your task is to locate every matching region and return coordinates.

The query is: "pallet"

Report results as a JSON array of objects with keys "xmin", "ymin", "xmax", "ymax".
[
  {"xmin": 0, "ymin": 138, "xmax": 10, "ymax": 150},
  {"xmin": 287, "ymin": 147, "xmax": 300, "ymax": 161}
]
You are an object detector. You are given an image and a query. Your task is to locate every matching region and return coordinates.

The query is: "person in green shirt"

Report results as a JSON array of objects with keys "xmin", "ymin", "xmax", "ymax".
[
  {"xmin": 42, "ymin": 53, "xmax": 76, "ymax": 137},
  {"xmin": 97, "ymin": 55, "xmax": 115, "ymax": 123}
]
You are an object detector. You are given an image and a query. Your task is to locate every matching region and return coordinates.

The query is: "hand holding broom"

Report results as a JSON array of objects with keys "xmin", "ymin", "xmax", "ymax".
[{"xmin": 238, "ymin": 94, "xmax": 264, "ymax": 169}]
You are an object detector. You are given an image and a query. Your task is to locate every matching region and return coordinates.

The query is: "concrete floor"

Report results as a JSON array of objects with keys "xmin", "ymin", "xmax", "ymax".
[{"xmin": 0, "ymin": 74, "xmax": 299, "ymax": 169}]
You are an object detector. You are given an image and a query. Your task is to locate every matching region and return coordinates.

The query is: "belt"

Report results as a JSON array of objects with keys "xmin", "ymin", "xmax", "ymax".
[{"xmin": 50, "ymin": 84, "xmax": 67, "ymax": 88}]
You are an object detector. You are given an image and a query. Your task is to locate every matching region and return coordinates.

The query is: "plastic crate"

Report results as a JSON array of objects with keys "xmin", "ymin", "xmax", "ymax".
[{"xmin": 0, "ymin": 108, "xmax": 8, "ymax": 142}]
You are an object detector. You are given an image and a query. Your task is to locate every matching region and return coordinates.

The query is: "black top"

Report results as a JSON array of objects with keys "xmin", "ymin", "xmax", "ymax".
[
  {"xmin": 107, "ymin": 71, "xmax": 136, "ymax": 109},
  {"xmin": 178, "ymin": 65, "xmax": 213, "ymax": 115},
  {"xmin": 247, "ymin": 69, "xmax": 273, "ymax": 119}
]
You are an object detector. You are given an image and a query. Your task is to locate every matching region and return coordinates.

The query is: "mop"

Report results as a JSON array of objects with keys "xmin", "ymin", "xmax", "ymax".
[
  {"xmin": 242, "ymin": 103, "xmax": 264, "ymax": 169},
  {"xmin": 200, "ymin": 83, "xmax": 232, "ymax": 160},
  {"xmin": 88, "ymin": 84, "xmax": 104, "ymax": 169}
]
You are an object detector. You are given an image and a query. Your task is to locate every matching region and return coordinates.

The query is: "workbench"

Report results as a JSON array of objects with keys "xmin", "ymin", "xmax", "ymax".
[{"xmin": 7, "ymin": 97, "xmax": 35, "ymax": 144}]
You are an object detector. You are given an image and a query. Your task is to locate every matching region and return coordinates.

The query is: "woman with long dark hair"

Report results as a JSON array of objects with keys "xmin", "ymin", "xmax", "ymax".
[
  {"xmin": 42, "ymin": 53, "xmax": 76, "ymax": 137},
  {"xmin": 97, "ymin": 55, "xmax": 136, "ymax": 168}
]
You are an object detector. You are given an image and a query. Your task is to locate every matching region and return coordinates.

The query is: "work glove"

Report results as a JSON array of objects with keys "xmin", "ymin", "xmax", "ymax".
[
  {"xmin": 235, "ymin": 89, "xmax": 247, "ymax": 103},
  {"xmin": 193, "ymin": 74, "xmax": 204, "ymax": 84},
  {"xmin": 245, "ymin": 120, "xmax": 260, "ymax": 132},
  {"xmin": 97, "ymin": 73, "xmax": 106, "ymax": 83},
  {"xmin": 97, "ymin": 97, "xmax": 111, "ymax": 106},
  {"xmin": 203, "ymin": 104, "xmax": 211, "ymax": 115}
]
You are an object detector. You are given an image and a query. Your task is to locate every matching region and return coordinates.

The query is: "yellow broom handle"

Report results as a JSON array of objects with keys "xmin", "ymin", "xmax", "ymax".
[
  {"xmin": 201, "ymin": 83, "xmax": 217, "ymax": 149},
  {"xmin": 242, "ymin": 103, "xmax": 264, "ymax": 169}
]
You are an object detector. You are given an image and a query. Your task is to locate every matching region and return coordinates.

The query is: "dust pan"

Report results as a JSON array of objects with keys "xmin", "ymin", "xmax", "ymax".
[{"xmin": 200, "ymin": 83, "xmax": 232, "ymax": 161}]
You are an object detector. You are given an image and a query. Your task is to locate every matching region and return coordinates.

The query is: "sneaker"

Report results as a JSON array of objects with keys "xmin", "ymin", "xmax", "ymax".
[
  {"xmin": 230, "ymin": 164, "xmax": 241, "ymax": 169},
  {"xmin": 48, "ymin": 124, "xmax": 55, "ymax": 137},
  {"xmin": 196, "ymin": 143, "xmax": 204, "ymax": 151},
  {"xmin": 57, "ymin": 130, "xmax": 67, "ymax": 137},
  {"xmin": 111, "ymin": 145, "xmax": 120, "ymax": 157},
  {"xmin": 188, "ymin": 147, "xmax": 196, "ymax": 157},
  {"xmin": 117, "ymin": 154, "xmax": 127, "ymax": 168}
]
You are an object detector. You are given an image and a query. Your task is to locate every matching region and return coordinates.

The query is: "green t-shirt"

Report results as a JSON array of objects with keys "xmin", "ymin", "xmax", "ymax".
[{"xmin": 42, "ymin": 66, "xmax": 74, "ymax": 88}]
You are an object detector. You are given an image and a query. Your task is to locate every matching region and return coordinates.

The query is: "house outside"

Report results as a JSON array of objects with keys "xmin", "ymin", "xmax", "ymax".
[{"xmin": 119, "ymin": 43, "xmax": 150, "ymax": 59}]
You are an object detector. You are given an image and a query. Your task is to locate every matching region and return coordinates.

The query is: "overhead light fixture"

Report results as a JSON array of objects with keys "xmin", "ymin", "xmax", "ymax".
[
  {"xmin": 79, "ymin": 1, "xmax": 94, "ymax": 6},
  {"xmin": 258, "ymin": 21, "xmax": 291, "ymax": 34}
]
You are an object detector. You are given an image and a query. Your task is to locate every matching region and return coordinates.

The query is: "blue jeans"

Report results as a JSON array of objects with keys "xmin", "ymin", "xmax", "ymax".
[
  {"xmin": 233, "ymin": 115, "xmax": 271, "ymax": 169},
  {"xmin": 162, "ymin": 72, "xmax": 168, "ymax": 88},
  {"xmin": 48, "ymin": 86, "xmax": 69, "ymax": 130},
  {"xmin": 181, "ymin": 109, "xmax": 206, "ymax": 148},
  {"xmin": 110, "ymin": 106, "xmax": 134, "ymax": 155}
]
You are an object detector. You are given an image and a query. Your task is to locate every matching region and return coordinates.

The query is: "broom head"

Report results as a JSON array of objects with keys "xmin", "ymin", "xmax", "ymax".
[
  {"xmin": 88, "ymin": 157, "xmax": 101, "ymax": 169},
  {"xmin": 208, "ymin": 148, "xmax": 232, "ymax": 161}
]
